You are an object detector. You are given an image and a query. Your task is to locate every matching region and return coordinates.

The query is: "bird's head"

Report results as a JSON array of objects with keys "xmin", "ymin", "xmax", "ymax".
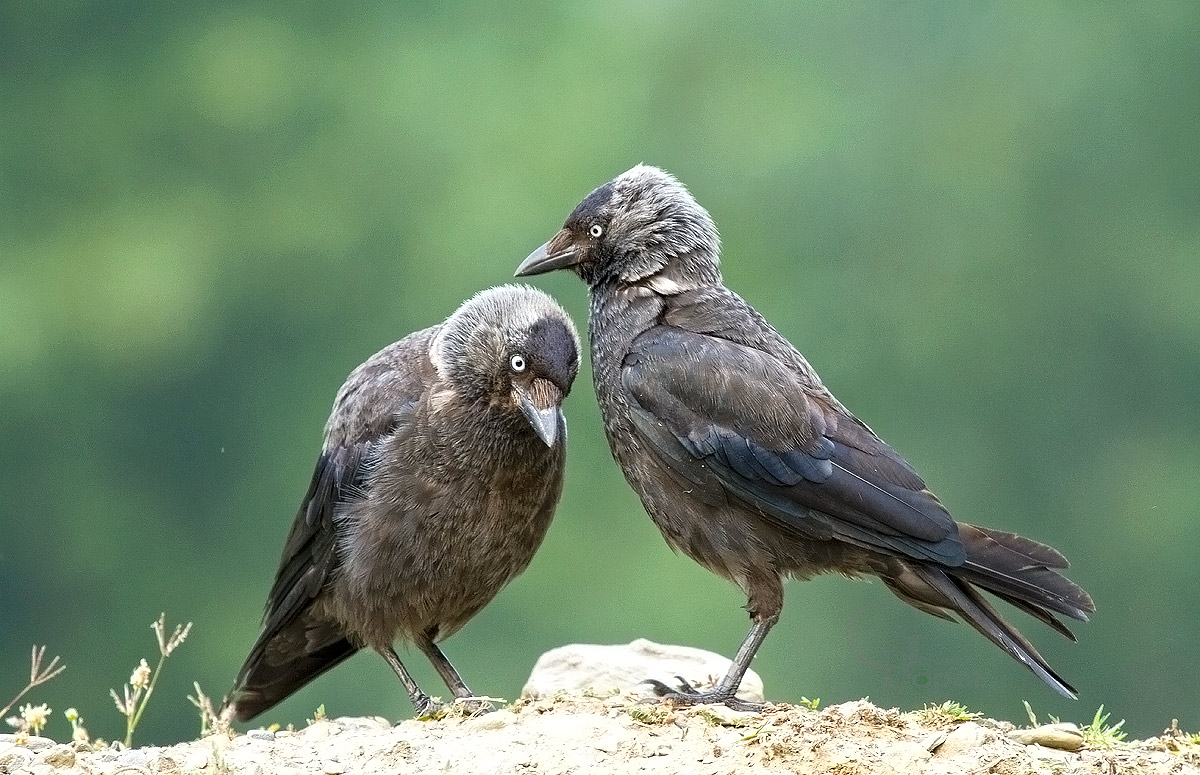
[
  {"xmin": 431, "ymin": 284, "xmax": 579, "ymax": 447},
  {"xmin": 516, "ymin": 165, "xmax": 722, "ymax": 291}
]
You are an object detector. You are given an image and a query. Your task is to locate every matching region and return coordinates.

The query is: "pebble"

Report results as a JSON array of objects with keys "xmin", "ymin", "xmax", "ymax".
[
  {"xmin": 181, "ymin": 748, "xmax": 210, "ymax": 770},
  {"xmin": 0, "ymin": 747, "xmax": 35, "ymax": 770},
  {"xmin": 39, "ymin": 743, "xmax": 76, "ymax": 768},
  {"xmin": 246, "ymin": 729, "xmax": 276, "ymax": 741},
  {"xmin": 1007, "ymin": 723, "xmax": 1085, "ymax": 752},
  {"xmin": 593, "ymin": 733, "xmax": 623, "ymax": 754},
  {"xmin": 0, "ymin": 734, "xmax": 55, "ymax": 751},
  {"xmin": 933, "ymin": 722, "xmax": 990, "ymax": 757}
]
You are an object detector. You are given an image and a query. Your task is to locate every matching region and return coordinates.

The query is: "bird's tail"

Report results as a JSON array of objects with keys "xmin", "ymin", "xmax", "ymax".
[
  {"xmin": 881, "ymin": 524, "xmax": 1095, "ymax": 698},
  {"xmin": 222, "ymin": 614, "xmax": 359, "ymax": 723}
]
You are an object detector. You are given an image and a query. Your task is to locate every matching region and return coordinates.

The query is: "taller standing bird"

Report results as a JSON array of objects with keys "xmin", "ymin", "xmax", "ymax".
[
  {"xmin": 224, "ymin": 284, "xmax": 579, "ymax": 722},
  {"xmin": 516, "ymin": 165, "xmax": 1093, "ymax": 709}
]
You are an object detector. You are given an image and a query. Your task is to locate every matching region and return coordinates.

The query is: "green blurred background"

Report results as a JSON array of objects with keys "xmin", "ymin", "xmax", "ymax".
[{"xmin": 2, "ymin": 0, "xmax": 1197, "ymax": 746}]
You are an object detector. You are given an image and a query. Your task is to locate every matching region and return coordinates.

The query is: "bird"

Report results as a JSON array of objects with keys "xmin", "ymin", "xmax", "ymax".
[
  {"xmin": 223, "ymin": 284, "xmax": 580, "ymax": 722},
  {"xmin": 515, "ymin": 165, "xmax": 1094, "ymax": 710}
]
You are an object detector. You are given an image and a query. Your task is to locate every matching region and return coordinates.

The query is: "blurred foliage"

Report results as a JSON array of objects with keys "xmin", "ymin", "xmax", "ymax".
[{"xmin": 2, "ymin": 0, "xmax": 1198, "ymax": 745}]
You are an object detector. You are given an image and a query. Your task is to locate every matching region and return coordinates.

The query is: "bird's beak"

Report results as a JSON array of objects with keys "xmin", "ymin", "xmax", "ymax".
[
  {"xmin": 515, "ymin": 379, "xmax": 564, "ymax": 447},
  {"xmin": 515, "ymin": 230, "xmax": 579, "ymax": 276}
]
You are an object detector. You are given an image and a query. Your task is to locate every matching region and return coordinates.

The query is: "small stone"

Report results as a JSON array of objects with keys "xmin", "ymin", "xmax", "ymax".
[
  {"xmin": 0, "ymin": 748, "xmax": 35, "ymax": 771},
  {"xmin": 934, "ymin": 722, "xmax": 991, "ymax": 757},
  {"xmin": 1007, "ymin": 723, "xmax": 1085, "ymax": 752},
  {"xmin": 304, "ymin": 721, "xmax": 334, "ymax": 743},
  {"xmin": 592, "ymin": 733, "xmax": 623, "ymax": 754},
  {"xmin": 246, "ymin": 729, "xmax": 275, "ymax": 741},
  {"xmin": 118, "ymin": 749, "xmax": 151, "ymax": 771},
  {"xmin": 0, "ymin": 734, "xmax": 56, "ymax": 751},
  {"xmin": 38, "ymin": 743, "xmax": 75, "ymax": 768},
  {"xmin": 921, "ymin": 731, "xmax": 948, "ymax": 752},
  {"xmin": 152, "ymin": 754, "xmax": 182, "ymax": 774},
  {"xmin": 181, "ymin": 748, "xmax": 210, "ymax": 769}
]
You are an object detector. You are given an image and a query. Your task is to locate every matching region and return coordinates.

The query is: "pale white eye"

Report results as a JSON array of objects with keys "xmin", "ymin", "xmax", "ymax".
[
  {"xmin": 509, "ymin": 354, "xmax": 527, "ymax": 372},
  {"xmin": 588, "ymin": 224, "xmax": 603, "ymax": 238}
]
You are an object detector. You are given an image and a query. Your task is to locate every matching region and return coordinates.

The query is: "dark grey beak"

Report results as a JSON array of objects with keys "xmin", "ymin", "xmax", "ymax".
[
  {"xmin": 515, "ymin": 231, "xmax": 579, "ymax": 276},
  {"xmin": 515, "ymin": 384, "xmax": 563, "ymax": 447}
]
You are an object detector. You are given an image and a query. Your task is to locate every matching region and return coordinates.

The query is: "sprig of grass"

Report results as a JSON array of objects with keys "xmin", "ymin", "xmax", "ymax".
[
  {"xmin": 1, "ymin": 646, "xmax": 66, "ymax": 720},
  {"xmin": 914, "ymin": 700, "xmax": 980, "ymax": 723},
  {"xmin": 110, "ymin": 613, "xmax": 192, "ymax": 747},
  {"xmin": 1079, "ymin": 705, "xmax": 1127, "ymax": 748}
]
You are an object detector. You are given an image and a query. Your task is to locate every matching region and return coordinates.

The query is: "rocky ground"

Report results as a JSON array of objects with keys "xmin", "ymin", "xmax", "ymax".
[{"xmin": 2, "ymin": 694, "xmax": 1198, "ymax": 775}]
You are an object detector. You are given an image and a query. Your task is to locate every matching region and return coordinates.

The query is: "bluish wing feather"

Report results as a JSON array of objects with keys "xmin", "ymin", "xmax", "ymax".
[{"xmin": 623, "ymin": 327, "xmax": 965, "ymax": 566}]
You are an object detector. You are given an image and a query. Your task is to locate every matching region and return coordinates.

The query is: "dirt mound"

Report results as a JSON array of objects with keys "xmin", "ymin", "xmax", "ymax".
[{"xmin": 3, "ymin": 695, "xmax": 1197, "ymax": 774}]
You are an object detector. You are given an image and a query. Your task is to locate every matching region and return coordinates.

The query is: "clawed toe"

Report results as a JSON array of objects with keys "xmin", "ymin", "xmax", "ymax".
[{"xmin": 642, "ymin": 677, "xmax": 765, "ymax": 713}]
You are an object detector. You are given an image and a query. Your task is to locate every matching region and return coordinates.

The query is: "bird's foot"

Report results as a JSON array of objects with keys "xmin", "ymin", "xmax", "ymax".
[
  {"xmin": 644, "ymin": 676, "xmax": 766, "ymax": 713},
  {"xmin": 410, "ymin": 693, "xmax": 445, "ymax": 720}
]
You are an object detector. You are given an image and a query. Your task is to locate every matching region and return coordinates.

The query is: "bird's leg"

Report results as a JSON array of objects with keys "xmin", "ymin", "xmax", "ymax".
[
  {"xmin": 646, "ymin": 614, "xmax": 777, "ymax": 712},
  {"xmin": 376, "ymin": 646, "xmax": 440, "ymax": 717},
  {"xmin": 648, "ymin": 576, "xmax": 782, "ymax": 712},
  {"xmin": 417, "ymin": 636, "xmax": 492, "ymax": 714}
]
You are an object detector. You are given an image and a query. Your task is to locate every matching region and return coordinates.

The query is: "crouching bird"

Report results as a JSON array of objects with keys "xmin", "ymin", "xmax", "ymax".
[
  {"xmin": 516, "ymin": 165, "xmax": 1093, "ymax": 710},
  {"xmin": 224, "ymin": 284, "xmax": 579, "ymax": 722}
]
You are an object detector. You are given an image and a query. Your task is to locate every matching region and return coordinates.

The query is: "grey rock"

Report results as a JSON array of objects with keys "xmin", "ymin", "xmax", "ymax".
[
  {"xmin": 1007, "ymin": 723, "xmax": 1085, "ymax": 752},
  {"xmin": 933, "ymin": 721, "xmax": 992, "ymax": 757},
  {"xmin": 522, "ymin": 639, "xmax": 764, "ymax": 702}
]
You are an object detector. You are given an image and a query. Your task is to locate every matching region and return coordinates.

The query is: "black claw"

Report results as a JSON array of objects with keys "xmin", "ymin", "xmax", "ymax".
[
  {"xmin": 643, "ymin": 679, "xmax": 677, "ymax": 697},
  {"xmin": 672, "ymin": 675, "xmax": 697, "ymax": 693},
  {"xmin": 642, "ymin": 677, "xmax": 765, "ymax": 712}
]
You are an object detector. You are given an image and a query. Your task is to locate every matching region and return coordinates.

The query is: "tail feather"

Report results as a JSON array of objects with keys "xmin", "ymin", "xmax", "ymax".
[
  {"xmin": 909, "ymin": 564, "xmax": 1078, "ymax": 698},
  {"xmin": 223, "ymin": 616, "xmax": 359, "ymax": 723},
  {"xmin": 955, "ymin": 524, "xmax": 1095, "ymax": 621},
  {"xmin": 881, "ymin": 524, "xmax": 1094, "ymax": 698},
  {"xmin": 993, "ymin": 595, "xmax": 1078, "ymax": 642}
]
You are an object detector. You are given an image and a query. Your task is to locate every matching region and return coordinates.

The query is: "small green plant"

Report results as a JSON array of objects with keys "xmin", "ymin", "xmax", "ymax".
[
  {"xmin": 627, "ymin": 705, "xmax": 669, "ymax": 725},
  {"xmin": 740, "ymin": 717, "xmax": 778, "ymax": 742},
  {"xmin": 110, "ymin": 613, "xmax": 192, "ymax": 747},
  {"xmin": 797, "ymin": 696, "xmax": 820, "ymax": 711},
  {"xmin": 915, "ymin": 700, "xmax": 980, "ymax": 723},
  {"xmin": 308, "ymin": 703, "xmax": 328, "ymax": 724},
  {"xmin": 1079, "ymin": 705, "xmax": 1127, "ymax": 749},
  {"xmin": 1, "ymin": 646, "xmax": 65, "ymax": 722}
]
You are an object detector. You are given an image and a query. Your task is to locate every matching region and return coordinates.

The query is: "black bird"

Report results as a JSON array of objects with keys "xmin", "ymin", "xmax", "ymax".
[
  {"xmin": 224, "ymin": 284, "xmax": 580, "ymax": 722},
  {"xmin": 516, "ymin": 165, "xmax": 1094, "ymax": 709}
]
